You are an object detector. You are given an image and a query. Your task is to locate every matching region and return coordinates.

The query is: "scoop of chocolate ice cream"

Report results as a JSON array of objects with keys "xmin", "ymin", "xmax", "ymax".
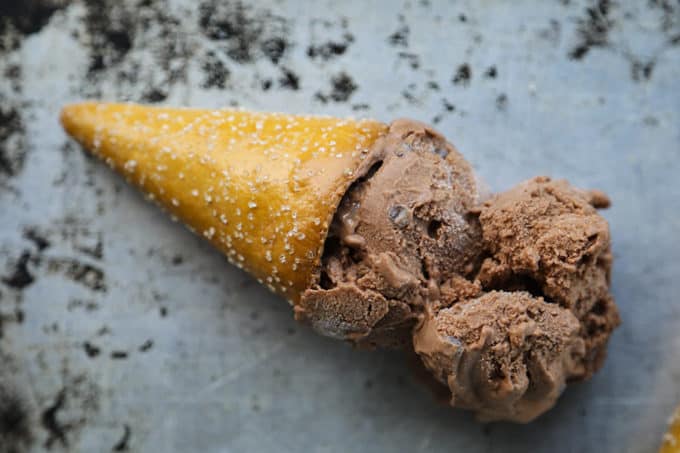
[
  {"xmin": 296, "ymin": 120, "xmax": 619, "ymax": 422},
  {"xmin": 475, "ymin": 177, "xmax": 620, "ymax": 378},
  {"xmin": 414, "ymin": 291, "xmax": 585, "ymax": 423},
  {"xmin": 297, "ymin": 119, "xmax": 483, "ymax": 348}
]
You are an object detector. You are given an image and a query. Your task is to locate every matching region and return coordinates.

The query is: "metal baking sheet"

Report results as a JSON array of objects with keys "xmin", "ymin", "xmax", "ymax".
[{"xmin": 1, "ymin": 0, "xmax": 679, "ymax": 451}]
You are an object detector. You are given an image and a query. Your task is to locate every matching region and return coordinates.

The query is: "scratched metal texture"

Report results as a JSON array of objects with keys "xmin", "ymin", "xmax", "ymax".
[{"xmin": 0, "ymin": 0, "xmax": 679, "ymax": 452}]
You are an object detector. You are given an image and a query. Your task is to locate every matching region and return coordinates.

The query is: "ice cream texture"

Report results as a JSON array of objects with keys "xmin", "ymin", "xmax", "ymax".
[{"xmin": 60, "ymin": 103, "xmax": 619, "ymax": 423}]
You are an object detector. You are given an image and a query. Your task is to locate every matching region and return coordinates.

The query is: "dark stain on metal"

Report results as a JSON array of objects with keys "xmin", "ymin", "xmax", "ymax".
[
  {"xmin": 198, "ymin": 0, "xmax": 290, "ymax": 65},
  {"xmin": 568, "ymin": 0, "xmax": 612, "ymax": 60},
  {"xmin": 307, "ymin": 31, "xmax": 354, "ymax": 61},
  {"xmin": 141, "ymin": 88, "xmax": 168, "ymax": 104},
  {"xmin": 278, "ymin": 67, "xmax": 300, "ymax": 90},
  {"xmin": 84, "ymin": 0, "xmax": 135, "ymax": 77},
  {"xmin": 631, "ymin": 59, "xmax": 655, "ymax": 82},
  {"xmin": 398, "ymin": 52, "xmax": 420, "ymax": 70},
  {"xmin": 23, "ymin": 228, "xmax": 51, "ymax": 252},
  {"xmin": 201, "ymin": 51, "xmax": 230, "ymax": 89},
  {"xmin": 112, "ymin": 424, "xmax": 131, "ymax": 451},
  {"xmin": 2, "ymin": 252, "xmax": 35, "ymax": 290},
  {"xmin": 496, "ymin": 93, "xmax": 508, "ymax": 111},
  {"xmin": 0, "ymin": 106, "xmax": 27, "ymax": 180},
  {"xmin": 484, "ymin": 66, "xmax": 497, "ymax": 79},
  {"xmin": 388, "ymin": 16, "xmax": 409, "ymax": 47},
  {"xmin": 0, "ymin": 0, "xmax": 66, "ymax": 53},
  {"xmin": 452, "ymin": 63, "xmax": 471, "ymax": 86},
  {"xmin": 46, "ymin": 258, "xmax": 107, "ymax": 292},
  {"xmin": 81, "ymin": 0, "xmax": 191, "ymax": 100},
  {"xmin": 315, "ymin": 72, "xmax": 357, "ymax": 103},
  {"xmin": 41, "ymin": 389, "xmax": 67, "ymax": 449},
  {"xmin": 0, "ymin": 379, "xmax": 33, "ymax": 452},
  {"xmin": 138, "ymin": 339, "xmax": 154, "ymax": 352},
  {"xmin": 83, "ymin": 342, "xmax": 101, "ymax": 358}
]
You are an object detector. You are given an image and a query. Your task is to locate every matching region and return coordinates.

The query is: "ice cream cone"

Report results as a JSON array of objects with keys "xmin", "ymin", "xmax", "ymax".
[
  {"xmin": 661, "ymin": 404, "xmax": 680, "ymax": 453},
  {"xmin": 60, "ymin": 102, "xmax": 387, "ymax": 303},
  {"xmin": 59, "ymin": 101, "xmax": 621, "ymax": 422}
]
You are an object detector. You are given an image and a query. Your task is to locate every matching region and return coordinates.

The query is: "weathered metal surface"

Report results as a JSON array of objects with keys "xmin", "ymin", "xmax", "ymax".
[{"xmin": 0, "ymin": 1, "xmax": 678, "ymax": 451}]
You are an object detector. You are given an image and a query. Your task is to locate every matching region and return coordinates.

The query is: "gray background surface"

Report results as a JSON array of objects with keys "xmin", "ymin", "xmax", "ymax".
[{"xmin": 1, "ymin": 0, "xmax": 679, "ymax": 451}]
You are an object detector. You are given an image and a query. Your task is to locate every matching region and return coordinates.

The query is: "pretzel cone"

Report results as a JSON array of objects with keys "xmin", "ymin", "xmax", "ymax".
[
  {"xmin": 661, "ymin": 404, "xmax": 680, "ymax": 453},
  {"xmin": 60, "ymin": 102, "xmax": 387, "ymax": 303}
]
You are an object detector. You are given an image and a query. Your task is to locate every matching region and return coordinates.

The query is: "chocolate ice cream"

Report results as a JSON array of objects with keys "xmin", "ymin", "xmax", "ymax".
[
  {"xmin": 297, "ymin": 119, "xmax": 483, "ymax": 347},
  {"xmin": 414, "ymin": 291, "xmax": 584, "ymax": 423},
  {"xmin": 297, "ymin": 120, "xmax": 620, "ymax": 422},
  {"xmin": 475, "ymin": 177, "xmax": 619, "ymax": 379}
]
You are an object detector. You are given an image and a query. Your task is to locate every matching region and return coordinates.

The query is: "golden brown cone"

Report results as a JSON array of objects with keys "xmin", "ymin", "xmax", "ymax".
[
  {"xmin": 660, "ymin": 404, "xmax": 680, "ymax": 453},
  {"xmin": 60, "ymin": 102, "xmax": 388, "ymax": 303}
]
